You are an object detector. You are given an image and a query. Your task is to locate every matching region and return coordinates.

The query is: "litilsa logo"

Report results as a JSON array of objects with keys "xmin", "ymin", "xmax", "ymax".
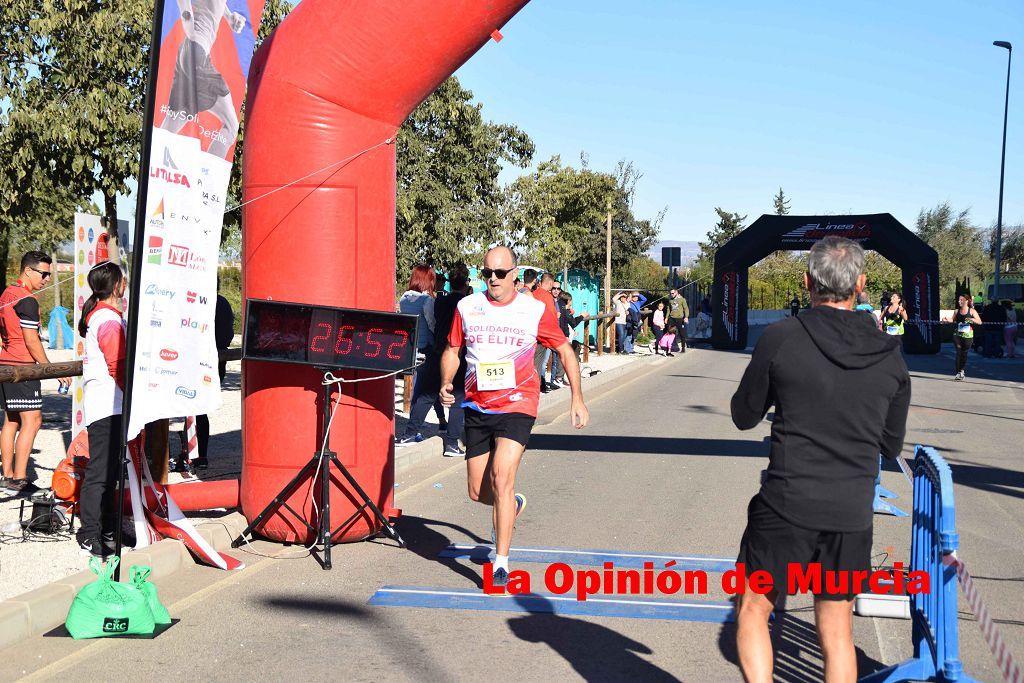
[
  {"xmin": 150, "ymin": 147, "xmax": 190, "ymax": 187},
  {"xmin": 175, "ymin": 386, "xmax": 197, "ymax": 399}
]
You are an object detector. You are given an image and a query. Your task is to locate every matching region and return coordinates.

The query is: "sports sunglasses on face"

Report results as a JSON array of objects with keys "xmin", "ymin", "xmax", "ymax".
[{"xmin": 481, "ymin": 268, "xmax": 513, "ymax": 279}]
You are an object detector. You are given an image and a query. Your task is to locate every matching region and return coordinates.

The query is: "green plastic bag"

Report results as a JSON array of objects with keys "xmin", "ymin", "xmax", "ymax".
[
  {"xmin": 65, "ymin": 557, "xmax": 155, "ymax": 639},
  {"xmin": 130, "ymin": 565, "xmax": 171, "ymax": 625}
]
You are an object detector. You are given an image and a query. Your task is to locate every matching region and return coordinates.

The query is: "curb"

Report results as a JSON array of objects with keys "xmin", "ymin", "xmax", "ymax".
[{"xmin": 0, "ymin": 512, "xmax": 248, "ymax": 651}]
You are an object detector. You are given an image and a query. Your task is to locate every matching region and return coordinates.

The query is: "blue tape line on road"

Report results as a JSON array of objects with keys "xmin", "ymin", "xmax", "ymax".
[
  {"xmin": 439, "ymin": 545, "xmax": 737, "ymax": 573},
  {"xmin": 369, "ymin": 586, "xmax": 736, "ymax": 623}
]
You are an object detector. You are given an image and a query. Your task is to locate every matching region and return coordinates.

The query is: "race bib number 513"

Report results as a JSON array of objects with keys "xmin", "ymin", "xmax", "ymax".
[{"xmin": 478, "ymin": 360, "xmax": 515, "ymax": 391}]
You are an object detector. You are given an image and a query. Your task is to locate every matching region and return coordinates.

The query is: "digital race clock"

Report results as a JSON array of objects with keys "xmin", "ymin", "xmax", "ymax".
[{"xmin": 242, "ymin": 299, "xmax": 419, "ymax": 373}]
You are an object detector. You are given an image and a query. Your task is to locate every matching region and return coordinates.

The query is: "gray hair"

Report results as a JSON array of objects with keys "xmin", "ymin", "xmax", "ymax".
[
  {"xmin": 856, "ymin": 291, "xmax": 870, "ymax": 305},
  {"xmin": 807, "ymin": 237, "xmax": 864, "ymax": 302}
]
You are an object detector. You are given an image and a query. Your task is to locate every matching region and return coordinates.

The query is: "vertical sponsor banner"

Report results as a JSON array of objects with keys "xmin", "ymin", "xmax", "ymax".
[
  {"xmin": 721, "ymin": 271, "xmax": 739, "ymax": 342},
  {"xmin": 126, "ymin": 0, "xmax": 266, "ymax": 439},
  {"xmin": 72, "ymin": 213, "xmax": 130, "ymax": 439}
]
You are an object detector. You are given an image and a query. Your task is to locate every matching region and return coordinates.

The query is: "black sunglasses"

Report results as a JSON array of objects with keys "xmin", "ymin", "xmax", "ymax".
[
  {"xmin": 30, "ymin": 267, "xmax": 51, "ymax": 279},
  {"xmin": 481, "ymin": 267, "xmax": 513, "ymax": 280}
]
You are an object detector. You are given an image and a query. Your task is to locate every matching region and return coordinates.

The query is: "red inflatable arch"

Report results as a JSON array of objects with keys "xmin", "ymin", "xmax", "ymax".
[{"xmin": 239, "ymin": 0, "xmax": 530, "ymax": 542}]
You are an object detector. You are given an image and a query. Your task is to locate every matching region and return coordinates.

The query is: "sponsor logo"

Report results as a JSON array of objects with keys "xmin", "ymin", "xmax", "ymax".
[
  {"xmin": 912, "ymin": 271, "xmax": 933, "ymax": 344},
  {"xmin": 175, "ymin": 386, "xmax": 197, "ymax": 399},
  {"xmin": 156, "ymin": 367, "xmax": 178, "ymax": 377},
  {"xmin": 147, "ymin": 235, "xmax": 163, "ymax": 265},
  {"xmin": 144, "ymin": 283, "xmax": 175, "ymax": 300},
  {"xmin": 167, "ymin": 245, "xmax": 208, "ymax": 271},
  {"xmin": 199, "ymin": 361, "xmax": 214, "ymax": 369},
  {"xmin": 184, "ymin": 291, "xmax": 208, "ymax": 305},
  {"xmin": 148, "ymin": 198, "xmax": 165, "ymax": 229},
  {"xmin": 509, "ymin": 392, "xmax": 523, "ymax": 402},
  {"xmin": 159, "ymin": 348, "xmax": 179, "ymax": 361},
  {"xmin": 148, "ymin": 382, "xmax": 160, "ymax": 389},
  {"xmin": 168, "ymin": 211, "xmax": 201, "ymax": 225},
  {"xmin": 149, "ymin": 319, "xmax": 162, "ymax": 328},
  {"xmin": 149, "ymin": 147, "xmax": 190, "ymax": 187},
  {"xmin": 202, "ymin": 375, "xmax": 213, "ymax": 385},
  {"xmin": 780, "ymin": 221, "xmax": 872, "ymax": 244},
  {"xmin": 721, "ymin": 271, "xmax": 739, "ymax": 341},
  {"xmin": 181, "ymin": 317, "xmax": 210, "ymax": 333},
  {"xmin": 149, "ymin": 166, "xmax": 191, "ymax": 188},
  {"xmin": 102, "ymin": 618, "xmax": 129, "ymax": 633}
]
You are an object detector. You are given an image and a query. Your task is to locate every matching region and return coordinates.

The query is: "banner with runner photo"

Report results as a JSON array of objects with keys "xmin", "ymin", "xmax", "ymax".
[{"xmin": 127, "ymin": 0, "xmax": 266, "ymax": 439}]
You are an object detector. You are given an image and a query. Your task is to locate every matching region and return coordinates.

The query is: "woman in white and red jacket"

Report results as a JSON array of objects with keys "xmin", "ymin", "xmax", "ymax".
[{"xmin": 76, "ymin": 262, "xmax": 127, "ymax": 559}]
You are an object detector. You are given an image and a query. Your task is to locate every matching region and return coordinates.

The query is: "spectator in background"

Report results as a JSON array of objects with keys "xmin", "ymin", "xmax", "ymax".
[
  {"xmin": 789, "ymin": 294, "xmax": 800, "ymax": 318},
  {"xmin": 981, "ymin": 297, "xmax": 1007, "ymax": 357},
  {"xmin": 191, "ymin": 283, "xmax": 234, "ymax": 470},
  {"xmin": 657, "ymin": 323, "xmax": 676, "ymax": 357},
  {"xmin": 613, "ymin": 292, "xmax": 629, "ymax": 354},
  {"xmin": 0, "ymin": 252, "xmax": 70, "ymax": 494},
  {"xmin": 533, "ymin": 273, "xmax": 559, "ymax": 391},
  {"xmin": 549, "ymin": 283, "xmax": 565, "ymax": 387},
  {"xmin": 76, "ymin": 262, "xmax": 127, "ymax": 557},
  {"xmin": 667, "ymin": 288, "xmax": 689, "ymax": 353},
  {"xmin": 519, "ymin": 269, "xmax": 538, "ymax": 296},
  {"xmin": 700, "ymin": 296, "xmax": 712, "ymax": 317},
  {"xmin": 433, "ymin": 264, "xmax": 472, "ymax": 457},
  {"xmin": 557, "ymin": 292, "xmax": 588, "ymax": 379},
  {"xmin": 628, "ymin": 291, "xmax": 647, "ymax": 353},
  {"xmin": 651, "ymin": 301, "xmax": 666, "ymax": 353},
  {"xmin": 397, "ymin": 265, "xmax": 445, "ymax": 445},
  {"xmin": 1003, "ymin": 300, "xmax": 1018, "ymax": 359}
]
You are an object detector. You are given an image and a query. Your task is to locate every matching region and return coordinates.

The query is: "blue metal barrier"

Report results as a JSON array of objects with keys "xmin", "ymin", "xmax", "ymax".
[{"xmin": 861, "ymin": 446, "xmax": 976, "ymax": 683}]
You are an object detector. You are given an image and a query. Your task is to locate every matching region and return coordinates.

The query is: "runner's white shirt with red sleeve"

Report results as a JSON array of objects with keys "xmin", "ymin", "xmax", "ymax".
[{"xmin": 447, "ymin": 291, "xmax": 567, "ymax": 417}]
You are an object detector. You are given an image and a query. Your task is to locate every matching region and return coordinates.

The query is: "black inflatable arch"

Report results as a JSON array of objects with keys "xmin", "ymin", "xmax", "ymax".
[{"xmin": 711, "ymin": 214, "xmax": 940, "ymax": 353}]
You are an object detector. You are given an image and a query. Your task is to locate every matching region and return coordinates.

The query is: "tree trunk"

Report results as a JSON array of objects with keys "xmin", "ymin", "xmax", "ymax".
[
  {"xmin": 0, "ymin": 228, "xmax": 9, "ymax": 288},
  {"xmin": 104, "ymin": 191, "xmax": 118, "ymax": 226}
]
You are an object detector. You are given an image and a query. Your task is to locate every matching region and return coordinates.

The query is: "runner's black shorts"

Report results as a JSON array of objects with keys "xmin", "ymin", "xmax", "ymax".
[
  {"xmin": 737, "ymin": 494, "xmax": 872, "ymax": 601},
  {"xmin": 464, "ymin": 410, "xmax": 536, "ymax": 459},
  {"xmin": 0, "ymin": 378, "xmax": 42, "ymax": 412}
]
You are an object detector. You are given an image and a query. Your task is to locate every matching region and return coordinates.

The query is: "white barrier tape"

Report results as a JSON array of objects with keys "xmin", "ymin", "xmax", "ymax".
[
  {"xmin": 912, "ymin": 320, "xmax": 1019, "ymax": 327},
  {"xmin": 943, "ymin": 553, "xmax": 1023, "ymax": 683}
]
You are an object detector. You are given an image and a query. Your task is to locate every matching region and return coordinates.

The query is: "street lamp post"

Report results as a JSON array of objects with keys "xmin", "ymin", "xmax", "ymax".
[{"xmin": 993, "ymin": 40, "xmax": 1012, "ymax": 301}]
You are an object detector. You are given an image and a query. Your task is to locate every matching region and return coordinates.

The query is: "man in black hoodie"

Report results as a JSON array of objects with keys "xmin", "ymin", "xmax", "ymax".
[{"xmin": 731, "ymin": 236, "xmax": 910, "ymax": 683}]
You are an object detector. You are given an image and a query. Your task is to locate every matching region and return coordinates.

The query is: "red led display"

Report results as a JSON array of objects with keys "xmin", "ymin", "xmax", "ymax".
[{"xmin": 243, "ymin": 300, "xmax": 419, "ymax": 373}]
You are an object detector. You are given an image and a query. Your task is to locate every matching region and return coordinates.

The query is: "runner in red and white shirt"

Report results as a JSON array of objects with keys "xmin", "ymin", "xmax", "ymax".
[{"xmin": 440, "ymin": 246, "xmax": 588, "ymax": 590}]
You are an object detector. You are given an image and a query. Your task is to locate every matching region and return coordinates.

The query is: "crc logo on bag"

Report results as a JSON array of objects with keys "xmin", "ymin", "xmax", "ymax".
[{"xmin": 102, "ymin": 617, "xmax": 129, "ymax": 633}]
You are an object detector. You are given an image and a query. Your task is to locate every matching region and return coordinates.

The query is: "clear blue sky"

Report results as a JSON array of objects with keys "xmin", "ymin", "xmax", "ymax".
[{"xmin": 452, "ymin": 0, "xmax": 1023, "ymax": 243}]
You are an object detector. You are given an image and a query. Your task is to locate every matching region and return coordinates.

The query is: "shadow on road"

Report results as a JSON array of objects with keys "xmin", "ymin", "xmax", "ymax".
[
  {"xmin": 507, "ymin": 594, "xmax": 679, "ymax": 682},
  {"xmin": 716, "ymin": 610, "xmax": 884, "ymax": 682},
  {"xmin": 261, "ymin": 595, "xmax": 374, "ymax": 619},
  {"xmin": 396, "ymin": 515, "xmax": 489, "ymax": 589},
  {"xmin": 529, "ymin": 433, "xmax": 766, "ymax": 459}
]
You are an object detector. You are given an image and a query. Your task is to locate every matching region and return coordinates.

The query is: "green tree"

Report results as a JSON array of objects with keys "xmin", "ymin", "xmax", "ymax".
[
  {"xmin": 506, "ymin": 156, "xmax": 616, "ymax": 273},
  {"xmin": 614, "ymin": 255, "xmax": 667, "ymax": 292},
  {"xmin": 697, "ymin": 208, "xmax": 747, "ymax": 267},
  {"xmin": 509, "ymin": 156, "xmax": 661, "ymax": 276},
  {"xmin": 989, "ymin": 222, "xmax": 1024, "ymax": 273},
  {"xmin": 395, "ymin": 76, "xmax": 534, "ymax": 277},
  {"xmin": 915, "ymin": 203, "xmax": 991, "ymax": 303},
  {"xmin": 773, "ymin": 187, "xmax": 791, "ymax": 215},
  {"xmin": 0, "ymin": 0, "xmax": 153, "ymax": 223}
]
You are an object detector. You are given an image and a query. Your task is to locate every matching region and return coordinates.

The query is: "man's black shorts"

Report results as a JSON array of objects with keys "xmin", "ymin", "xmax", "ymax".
[
  {"xmin": 0, "ymin": 378, "xmax": 42, "ymax": 412},
  {"xmin": 737, "ymin": 494, "xmax": 872, "ymax": 601},
  {"xmin": 464, "ymin": 410, "xmax": 536, "ymax": 459}
]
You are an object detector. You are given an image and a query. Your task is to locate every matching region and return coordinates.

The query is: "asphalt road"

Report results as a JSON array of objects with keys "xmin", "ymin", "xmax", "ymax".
[{"xmin": 5, "ymin": 342, "xmax": 1022, "ymax": 682}]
